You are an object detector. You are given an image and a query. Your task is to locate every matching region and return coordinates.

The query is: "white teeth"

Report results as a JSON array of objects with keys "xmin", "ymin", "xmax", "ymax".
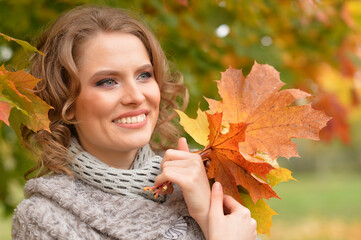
[{"xmin": 114, "ymin": 113, "xmax": 146, "ymax": 124}]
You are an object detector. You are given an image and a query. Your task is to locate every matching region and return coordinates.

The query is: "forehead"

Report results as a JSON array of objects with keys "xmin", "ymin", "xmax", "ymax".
[{"xmin": 76, "ymin": 32, "xmax": 151, "ymax": 71}]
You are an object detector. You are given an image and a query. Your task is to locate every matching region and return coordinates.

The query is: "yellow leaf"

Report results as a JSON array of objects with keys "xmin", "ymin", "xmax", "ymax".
[
  {"xmin": 175, "ymin": 109, "xmax": 209, "ymax": 147},
  {"xmin": 267, "ymin": 167, "xmax": 297, "ymax": 187},
  {"xmin": 241, "ymin": 192, "xmax": 277, "ymax": 237}
]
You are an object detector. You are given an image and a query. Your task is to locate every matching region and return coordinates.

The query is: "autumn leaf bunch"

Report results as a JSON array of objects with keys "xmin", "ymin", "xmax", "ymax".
[
  {"xmin": 0, "ymin": 65, "xmax": 52, "ymax": 139},
  {"xmin": 146, "ymin": 62, "xmax": 330, "ymax": 236},
  {"xmin": 0, "ymin": 33, "xmax": 51, "ymax": 141}
]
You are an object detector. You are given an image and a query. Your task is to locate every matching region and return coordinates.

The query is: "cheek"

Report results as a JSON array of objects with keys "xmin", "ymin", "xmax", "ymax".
[
  {"xmin": 74, "ymin": 92, "xmax": 111, "ymax": 120},
  {"xmin": 143, "ymin": 81, "xmax": 161, "ymax": 106},
  {"xmin": 144, "ymin": 83, "xmax": 161, "ymax": 125},
  {"xmin": 152, "ymin": 86, "xmax": 161, "ymax": 112}
]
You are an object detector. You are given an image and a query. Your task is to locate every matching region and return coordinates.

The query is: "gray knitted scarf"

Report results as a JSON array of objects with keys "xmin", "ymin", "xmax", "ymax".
[
  {"xmin": 68, "ymin": 138, "xmax": 191, "ymax": 239},
  {"xmin": 69, "ymin": 137, "xmax": 165, "ymax": 201}
]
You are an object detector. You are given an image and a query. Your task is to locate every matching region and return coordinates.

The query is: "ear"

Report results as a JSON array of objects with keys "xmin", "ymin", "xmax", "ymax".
[{"xmin": 64, "ymin": 107, "xmax": 75, "ymax": 121}]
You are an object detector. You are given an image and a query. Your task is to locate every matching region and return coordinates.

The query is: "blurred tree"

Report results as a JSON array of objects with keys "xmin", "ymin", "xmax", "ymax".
[{"xmin": 1, "ymin": 0, "xmax": 361, "ymax": 214}]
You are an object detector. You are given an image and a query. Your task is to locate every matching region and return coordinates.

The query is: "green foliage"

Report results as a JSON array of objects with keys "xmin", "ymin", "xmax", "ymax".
[{"xmin": 0, "ymin": 33, "xmax": 43, "ymax": 56}]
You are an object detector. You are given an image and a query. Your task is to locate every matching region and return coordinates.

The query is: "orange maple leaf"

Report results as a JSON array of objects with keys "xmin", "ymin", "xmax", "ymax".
[
  {"xmin": 205, "ymin": 112, "xmax": 279, "ymax": 204},
  {"xmin": 0, "ymin": 65, "xmax": 52, "ymax": 140},
  {"xmin": 206, "ymin": 62, "xmax": 331, "ymax": 160}
]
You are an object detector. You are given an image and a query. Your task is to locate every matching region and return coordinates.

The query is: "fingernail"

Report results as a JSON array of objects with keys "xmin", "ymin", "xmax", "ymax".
[{"xmin": 213, "ymin": 182, "xmax": 222, "ymax": 190}]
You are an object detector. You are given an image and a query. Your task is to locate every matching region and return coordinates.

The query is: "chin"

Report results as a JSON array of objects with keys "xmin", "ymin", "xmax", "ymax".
[{"xmin": 121, "ymin": 135, "xmax": 152, "ymax": 150}]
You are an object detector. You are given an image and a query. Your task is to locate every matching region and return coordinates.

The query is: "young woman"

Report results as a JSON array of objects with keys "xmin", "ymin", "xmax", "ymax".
[{"xmin": 12, "ymin": 6, "xmax": 257, "ymax": 240}]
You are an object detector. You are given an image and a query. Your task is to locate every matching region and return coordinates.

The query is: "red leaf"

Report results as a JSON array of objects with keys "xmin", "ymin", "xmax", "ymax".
[
  {"xmin": 0, "ymin": 99, "xmax": 11, "ymax": 125},
  {"xmin": 205, "ymin": 112, "xmax": 278, "ymax": 203}
]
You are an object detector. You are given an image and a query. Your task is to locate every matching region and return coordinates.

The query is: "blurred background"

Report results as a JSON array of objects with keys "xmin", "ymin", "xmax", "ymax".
[{"xmin": 1, "ymin": 0, "xmax": 361, "ymax": 239}]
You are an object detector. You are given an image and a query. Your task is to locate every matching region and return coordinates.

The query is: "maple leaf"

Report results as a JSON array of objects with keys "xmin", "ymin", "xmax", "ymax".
[
  {"xmin": 175, "ymin": 62, "xmax": 330, "ymax": 236},
  {"xmin": 240, "ymin": 192, "xmax": 277, "ymax": 236},
  {"xmin": 0, "ymin": 65, "xmax": 52, "ymax": 140},
  {"xmin": 267, "ymin": 167, "xmax": 297, "ymax": 187},
  {"xmin": 206, "ymin": 62, "xmax": 331, "ymax": 160},
  {"xmin": 204, "ymin": 112, "xmax": 279, "ymax": 204},
  {"xmin": 175, "ymin": 108, "xmax": 209, "ymax": 146},
  {"xmin": 176, "ymin": 110, "xmax": 281, "ymax": 235}
]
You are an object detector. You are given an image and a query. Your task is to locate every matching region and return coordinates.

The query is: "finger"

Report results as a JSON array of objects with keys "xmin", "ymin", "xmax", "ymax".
[
  {"xmin": 154, "ymin": 167, "xmax": 190, "ymax": 186},
  {"xmin": 223, "ymin": 195, "xmax": 249, "ymax": 216},
  {"xmin": 162, "ymin": 159, "xmax": 196, "ymax": 169},
  {"xmin": 161, "ymin": 150, "xmax": 201, "ymax": 169},
  {"xmin": 209, "ymin": 182, "xmax": 224, "ymax": 219},
  {"xmin": 177, "ymin": 137, "xmax": 189, "ymax": 152},
  {"xmin": 160, "ymin": 149, "xmax": 187, "ymax": 169}
]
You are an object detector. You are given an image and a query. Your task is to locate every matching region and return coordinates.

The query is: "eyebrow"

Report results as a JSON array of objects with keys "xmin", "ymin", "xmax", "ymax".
[{"xmin": 91, "ymin": 64, "xmax": 153, "ymax": 78}]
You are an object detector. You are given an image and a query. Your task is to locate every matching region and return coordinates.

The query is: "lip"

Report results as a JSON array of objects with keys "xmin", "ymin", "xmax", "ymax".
[
  {"xmin": 114, "ymin": 109, "xmax": 149, "ymax": 120},
  {"xmin": 112, "ymin": 109, "xmax": 148, "ymax": 129}
]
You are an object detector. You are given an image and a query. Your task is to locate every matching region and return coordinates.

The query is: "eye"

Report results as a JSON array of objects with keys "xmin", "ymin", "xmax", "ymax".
[
  {"xmin": 136, "ymin": 71, "xmax": 153, "ymax": 82},
  {"xmin": 96, "ymin": 78, "xmax": 117, "ymax": 87}
]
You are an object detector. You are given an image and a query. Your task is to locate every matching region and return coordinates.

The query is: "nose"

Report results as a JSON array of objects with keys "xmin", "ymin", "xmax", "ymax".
[{"xmin": 120, "ymin": 80, "xmax": 145, "ymax": 106}]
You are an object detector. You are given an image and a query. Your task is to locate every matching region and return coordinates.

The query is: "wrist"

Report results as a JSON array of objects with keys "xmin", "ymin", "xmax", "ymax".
[{"xmin": 191, "ymin": 213, "xmax": 209, "ymax": 240}]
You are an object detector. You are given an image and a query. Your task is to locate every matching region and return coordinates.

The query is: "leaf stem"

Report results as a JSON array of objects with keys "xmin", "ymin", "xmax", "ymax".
[{"xmin": 143, "ymin": 181, "xmax": 170, "ymax": 199}]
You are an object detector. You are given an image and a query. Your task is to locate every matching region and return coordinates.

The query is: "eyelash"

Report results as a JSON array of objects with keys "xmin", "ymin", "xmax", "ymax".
[
  {"xmin": 136, "ymin": 71, "xmax": 153, "ymax": 81},
  {"xmin": 96, "ymin": 78, "xmax": 116, "ymax": 87},
  {"xmin": 95, "ymin": 71, "xmax": 153, "ymax": 87}
]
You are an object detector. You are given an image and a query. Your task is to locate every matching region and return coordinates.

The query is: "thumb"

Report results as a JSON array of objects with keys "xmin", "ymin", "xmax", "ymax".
[
  {"xmin": 209, "ymin": 182, "xmax": 224, "ymax": 218},
  {"xmin": 177, "ymin": 137, "xmax": 189, "ymax": 152}
]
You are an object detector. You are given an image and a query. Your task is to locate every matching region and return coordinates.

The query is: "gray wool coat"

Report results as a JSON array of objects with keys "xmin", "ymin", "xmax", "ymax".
[{"xmin": 12, "ymin": 174, "xmax": 205, "ymax": 240}]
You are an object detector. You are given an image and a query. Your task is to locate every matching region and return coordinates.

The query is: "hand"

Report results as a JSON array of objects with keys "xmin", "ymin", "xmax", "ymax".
[
  {"xmin": 154, "ymin": 138, "xmax": 211, "ymax": 236},
  {"xmin": 208, "ymin": 182, "xmax": 257, "ymax": 240}
]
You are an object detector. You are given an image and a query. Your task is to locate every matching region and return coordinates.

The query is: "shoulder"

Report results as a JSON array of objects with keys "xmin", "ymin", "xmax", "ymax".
[
  {"xmin": 12, "ymin": 175, "xmax": 84, "ymax": 239},
  {"xmin": 12, "ymin": 193, "xmax": 69, "ymax": 239},
  {"xmin": 23, "ymin": 174, "xmax": 75, "ymax": 198},
  {"xmin": 17, "ymin": 174, "xmax": 76, "ymax": 213}
]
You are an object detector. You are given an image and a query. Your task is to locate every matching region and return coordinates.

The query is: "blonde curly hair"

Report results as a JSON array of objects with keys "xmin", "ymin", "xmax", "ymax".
[{"xmin": 25, "ymin": 5, "xmax": 187, "ymax": 177}]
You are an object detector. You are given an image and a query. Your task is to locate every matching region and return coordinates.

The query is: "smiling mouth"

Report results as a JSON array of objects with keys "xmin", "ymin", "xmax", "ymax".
[{"xmin": 113, "ymin": 113, "xmax": 146, "ymax": 124}]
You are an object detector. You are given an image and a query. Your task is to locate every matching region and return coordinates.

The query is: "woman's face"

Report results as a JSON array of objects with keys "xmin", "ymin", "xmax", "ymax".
[{"xmin": 72, "ymin": 32, "xmax": 160, "ymax": 168}]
